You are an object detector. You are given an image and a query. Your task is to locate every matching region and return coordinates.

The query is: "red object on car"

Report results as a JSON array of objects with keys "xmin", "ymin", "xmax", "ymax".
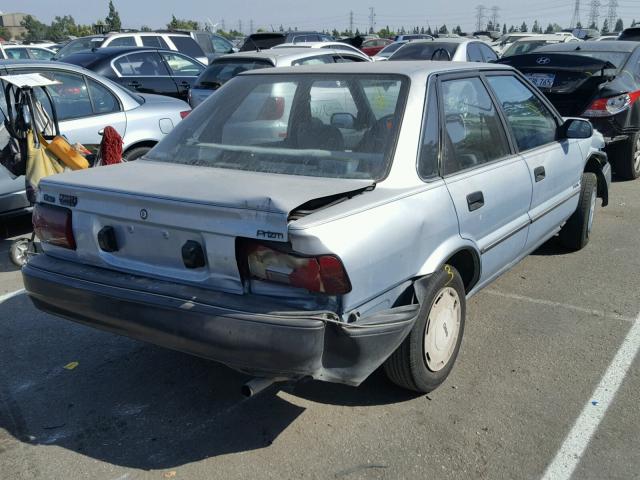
[{"xmin": 360, "ymin": 38, "xmax": 394, "ymax": 56}]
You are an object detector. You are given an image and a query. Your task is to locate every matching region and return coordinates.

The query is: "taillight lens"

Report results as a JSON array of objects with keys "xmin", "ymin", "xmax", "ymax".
[
  {"xmin": 241, "ymin": 241, "xmax": 351, "ymax": 295},
  {"xmin": 180, "ymin": 110, "xmax": 191, "ymax": 119},
  {"xmin": 32, "ymin": 203, "xmax": 76, "ymax": 250},
  {"xmin": 583, "ymin": 91, "xmax": 640, "ymax": 117}
]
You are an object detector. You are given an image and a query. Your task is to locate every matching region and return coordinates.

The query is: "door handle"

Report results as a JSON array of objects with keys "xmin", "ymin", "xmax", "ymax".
[
  {"xmin": 534, "ymin": 166, "xmax": 546, "ymax": 182},
  {"xmin": 466, "ymin": 191, "xmax": 485, "ymax": 212}
]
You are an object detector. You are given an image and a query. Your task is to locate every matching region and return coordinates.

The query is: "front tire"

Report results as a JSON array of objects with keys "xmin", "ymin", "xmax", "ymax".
[
  {"xmin": 559, "ymin": 172, "xmax": 597, "ymax": 251},
  {"xmin": 384, "ymin": 265, "xmax": 466, "ymax": 393},
  {"xmin": 122, "ymin": 146, "xmax": 152, "ymax": 162},
  {"xmin": 609, "ymin": 131, "xmax": 640, "ymax": 180}
]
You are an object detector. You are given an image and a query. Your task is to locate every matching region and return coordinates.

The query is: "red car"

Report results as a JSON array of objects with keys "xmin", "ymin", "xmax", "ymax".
[{"xmin": 360, "ymin": 38, "xmax": 394, "ymax": 56}]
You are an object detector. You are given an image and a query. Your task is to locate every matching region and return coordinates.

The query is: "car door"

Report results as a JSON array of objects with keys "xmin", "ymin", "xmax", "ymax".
[
  {"xmin": 10, "ymin": 67, "xmax": 127, "ymax": 150},
  {"xmin": 439, "ymin": 74, "xmax": 533, "ymax": 284},
  {"xmin": 112, "ymin": 51, "xmax": 179, "ymax": 98},
  {"xmin": 158, "ymin": 52, "xmax": 205, "ymax": 101},
  {"xmin": 485, "ymin": 73, "xmax": 584, "ymax": 250}
]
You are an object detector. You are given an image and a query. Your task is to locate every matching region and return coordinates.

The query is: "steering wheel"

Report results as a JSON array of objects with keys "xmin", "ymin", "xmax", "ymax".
[{"xmin": 431, "ymin": 48, "xmax": 452, "ymax": 61}]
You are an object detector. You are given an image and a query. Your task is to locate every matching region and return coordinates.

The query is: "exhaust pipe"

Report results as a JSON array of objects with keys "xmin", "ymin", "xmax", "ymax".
[{"xmin": 241, "ymin": 377, "xmax": 281, "ymax": 398}]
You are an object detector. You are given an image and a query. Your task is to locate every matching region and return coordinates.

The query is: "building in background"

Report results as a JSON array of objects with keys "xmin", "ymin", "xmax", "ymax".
[{"xmin": 0, "ymin": 12, "xmax": 28, "ymax": 40}]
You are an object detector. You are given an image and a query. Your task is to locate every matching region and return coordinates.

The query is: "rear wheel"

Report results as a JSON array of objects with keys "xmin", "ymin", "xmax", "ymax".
[
  {"xmin": 609, "ymin": 132, "xmax": 640, "ymax": 180},
  {"xmin": 559, "ymin": 172, "xmax": 597, "ymax": 251},
  {"xmin": 9, "ymin": 238, "xmax": 30, "ymax": 267},
  {"xmin": 122, "ymin": 146, "xmax": 152, "ymax": 162},
  {"xmin": 384, "ymin": 265, "xmax": 466, "ymax": 393}
]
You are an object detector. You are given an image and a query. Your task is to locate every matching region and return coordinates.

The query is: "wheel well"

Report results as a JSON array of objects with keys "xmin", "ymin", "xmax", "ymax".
[
  {"xmin": 123, "ymin": 141, "xmax": 157, "ymax": 155},
  {"xmin": 584, "ymin": 155, "xmax": 608, "ymax": 206},
  {"xmin": 444, "ymin": 249, "xmax": 480, "ymax": 293}
]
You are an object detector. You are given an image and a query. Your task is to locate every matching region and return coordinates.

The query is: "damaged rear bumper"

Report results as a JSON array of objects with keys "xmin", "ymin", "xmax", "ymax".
[{"xmin": 22, "ymin": 255, "xmax": 417, "ymax": 386}]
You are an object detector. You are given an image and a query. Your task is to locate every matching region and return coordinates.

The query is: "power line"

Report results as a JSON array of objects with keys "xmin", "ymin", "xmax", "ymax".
[
  {"xmin": 607, "ymin": 0, "xmax": 619, "ymax": 29},
  {"xmin": 249, "ymin": 19, "xmax": 254, "ymax": 34},
  {"xmin": 349, "ymin": 10, "xmax": 354, "ymax": 34},
  {"xmin": 490, "ymin": 6, "xmax": 500, "ymax": 29},
  {"xmin": 571, "ymin": 0, "xmax": 582, "ymax": 27},
  {"xmin": 238, "ymin": 19, "xmax": 242, "ymax": 34},
  {"xmin": 368, "ymin": 7, "xmax": 376, "ymax": 33},
  {"xmin": 588, "ymin": 0, "xmax": 601, "ymax": 27},
  {"xmin": 475, "ymin": 4, "xmax": 487, "ymax": 31}
]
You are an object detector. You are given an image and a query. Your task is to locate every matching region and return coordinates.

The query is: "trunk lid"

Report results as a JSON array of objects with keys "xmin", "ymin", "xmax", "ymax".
[
  {"xmin": 38, "ymin": 161, "xmax": 372, "ymax": 293},
  {"xmin": 498, "ymin": 53, "xmax": 616, "ymax": 116}
]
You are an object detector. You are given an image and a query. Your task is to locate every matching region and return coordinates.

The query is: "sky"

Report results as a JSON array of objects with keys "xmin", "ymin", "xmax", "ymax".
[{"xmin": 11, "ymin": 0, "xmax": 640, "ymax": 34}]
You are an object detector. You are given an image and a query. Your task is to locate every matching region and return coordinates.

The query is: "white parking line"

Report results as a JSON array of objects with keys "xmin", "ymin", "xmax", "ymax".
[
  {"xmin": 484, "ymin": 290, "xmax": 635, "ymax": 322},
  {"xmin": 0, "ymin": 289, "xmax": 25, "ymax": 304},
  {"xmin": 541, "ymin": 312, "xmax": 640, "ymax": 480}
]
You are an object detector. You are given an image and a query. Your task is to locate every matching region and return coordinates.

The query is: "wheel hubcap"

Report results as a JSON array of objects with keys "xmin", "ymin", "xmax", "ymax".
[
  {"xmin": 634, "ymin": 136, "xmax": 640, "ymax": 173},
  {"xmin": 587, "ymin": 188, "xmax": 597, "ymax": 234},
  {"xmin": 13, "ymin": 242, "xmax": 28, "ymax": 264},
  {"xmin": 424, "ymin": 287, "xmax": 461, "ymax": 372}
]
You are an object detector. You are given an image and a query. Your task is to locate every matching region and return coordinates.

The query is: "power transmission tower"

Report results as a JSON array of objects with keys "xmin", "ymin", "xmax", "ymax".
[
  {"xmin": 221, "ymin": 18, "xmax": 226, "ymax": 31},
  {"xmin": 571, "ymin": 0, "xmax": 581, "ymax": 28},
  {"xmin": 238, "ymin": 20, "xmax": 242, "ymax": 34},
  {"xmin": 475, "ymin": 5, "xmax": 487, "ymax": 32},
  {"xmin": 349, "ymin": 10, "xmax": 354, "ymax": 34},
  {"xmin": 607, "ymin": 0, "xmax": 618, "ymax": 30},
  {"xmin": 249, "ymin": 19, "xmax": 254, "ymax": 34},
  {"xmin": 368, "ymin": 7, "xmax": 376, "ymax": 34},
  {"xmin": 588, "ymin": 0, "xmax": 600, "ymax": 28},
  {"xmin": 490, "ymin": 6, "xmax": 500, "ymax": 30}
]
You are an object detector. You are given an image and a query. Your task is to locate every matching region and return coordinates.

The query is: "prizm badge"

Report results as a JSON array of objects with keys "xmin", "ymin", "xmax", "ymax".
[
  {"xmin": 58, "ymin": 194, "xmax": 78, "ymax": 207},
  {"xmin": 256, "ymin": 230, "xmax": 284, "ymax": 240},
  {"xmin": 43, "ymin": 193, "xmax": 56, "ymax": 204}
]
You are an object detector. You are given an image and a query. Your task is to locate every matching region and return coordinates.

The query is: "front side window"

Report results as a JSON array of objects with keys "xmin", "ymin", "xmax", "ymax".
[
  {"xmin": 487, "ymin": 75, "xmax": 557, "ymax": 151},
  {"xmin": 160, "ymin": 52, "xmax": 204, "ymax": 76},
  {"xmin": 33, "ymin": 71, "xmax": 93, "ymax": 120},
  {"xmin": 145, "ymin": 74, "xmax": 408, "ymax": 180},
  {"xmin": 28, "ymin": 48, "xmax": 55, "ymax": 60},
  {"xmin": 441, "ymin": 77, "xmax": 510, "ymax": 175},
  {"xmin": 108, "ymin": 36, "xmax": 137, "ymax": 47},
  {"xmin": 467, "ymin": 43, "xmax": 484, "ymax": 62}
]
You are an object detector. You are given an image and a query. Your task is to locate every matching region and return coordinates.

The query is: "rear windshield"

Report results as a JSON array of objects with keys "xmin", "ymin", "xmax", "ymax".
[
  {"xmin": 55, "ymin": 37, "xmax": 105, "ymax": 59},
  {"xmin": 240, "ymin": 34, "xmax": 286, "ymax": 51},
  {"xmin": 169, "ymin": 36, "xmax": 205, "ymax": 59},
  {"xmin": 146, "ymin": 74, "xmax": 408, "ymax": 181},
  {"xmin": 390, "ymin": 42, "xmax": 458, "ymax": 61},
  {"xmin": 194, "ymin": 59, "xmax": 273, "ymax": 89}
]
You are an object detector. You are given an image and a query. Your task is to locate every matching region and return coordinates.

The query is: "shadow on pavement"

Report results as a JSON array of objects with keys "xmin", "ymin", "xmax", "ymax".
[
  {"xmin": 530, "ymin": 236, "xmax": 572, "ymax": 257},
  {"xmin": 0, "ymin": 293, "xmax": 415, "ymax": 470}
]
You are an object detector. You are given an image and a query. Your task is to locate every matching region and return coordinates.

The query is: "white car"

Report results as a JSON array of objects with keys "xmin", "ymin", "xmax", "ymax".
[
  {"xmin": 273, "ymin": 42, "xmax": 369, "ymax": 59},
  {"xmin": 501, "ymin": 34, "xmax": 581, "ymax": 57},
  {"xmin": 389, "ymin": 38, "xmax": 498, "ymax": 63},
  {"xmin": 492, "ymin": 32, "xmax": 546, "ymax": 55},
  {"xmin": 0, "ymin": 45, "xmax": 56, "ymax": 60}
]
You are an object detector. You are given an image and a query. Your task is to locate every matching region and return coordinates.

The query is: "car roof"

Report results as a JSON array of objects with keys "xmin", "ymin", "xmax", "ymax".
[
  {"xmin": 274, "ymin": 41, "xmax": 356, "ymax": 49},
  {"xmin": 61, "ymin": 46, "xmax": 176, "ymax": 58},
  {"xmin": 215, "ymin": 47, "xmax": 359, "ymax": 63},
  {"xmin": 412, "ymin": 38, "xmax": 470, "ymax": 45},
  {"xmin": 536, "ymin": 40, "xmax": 638, "ymax": 53},
  {"xmin": 514, "ymin": 35, "xmax": 573, "ymax": 42},
  {"xmin": 241, "ymin": 60, "xmax": 512, "ymax": 82}
]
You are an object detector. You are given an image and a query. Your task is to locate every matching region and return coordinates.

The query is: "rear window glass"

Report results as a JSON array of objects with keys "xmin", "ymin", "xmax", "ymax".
[
  {"xmin": 54, "ymin": 37, "xmax": 105, "ymax": 59},
  {"xmin": 146, "ymin": 74, "xmax": 408, "ymax": 181},
  {"xmin": 169, "ymin": 36, "xmax": 205, "ymax": 58},
  {"xmin": 240, "ymin": 34, "xmax": 286, "ymax": 51},
  {"xmin": 195, "ymin": 59, "xmax": 272, "ymax": 88},
  {"xmin": 390, "ymin": 42, "xmax": 458, "ymax": 61}
]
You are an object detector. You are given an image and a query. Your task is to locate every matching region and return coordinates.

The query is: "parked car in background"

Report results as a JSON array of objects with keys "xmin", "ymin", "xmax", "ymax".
[
  {"xmin": 501, "ymin": 34, "xmax": 580, "ymax": 58},
  {"xmin": 22, "ymin": 61, "xmax": 609, "ymax": 394},
  {"xmin": 0, "ymin": 45, "xmax": 56, "ymax": 60},
  {"xmin": 389, "ymin": 38, "xmax": 498, "ymax": 62},
  {"xmin": 54, "ymin": 32, "xmax": 208, "ymax": 65},
  {"xmin": 492, "ymin": 32, "xmax": 544, "ymax": 55},
  {"xmin": 273, "ymin": 41, "xmax": 368, "ymax": 58},
  {"xmin": 373, "ymin": 39, "xmax": 426, "ymax": 61},
  {"xmin": 239, "ymin": 31, "xmax": 333, "ymax": 51},
  {"xmin": 617, "ymin": 27, "xmax": 640, "ymax": 41},
  {"xmin": 60, "ymin": 47, "xmax": 205, "ymax": 102},
  {"xmin": 394, "ymin": 34, "xmax": 434, "ymax": 42},
  {"xmin": 498, "ymin": 41, "xmax": 640, "ymax": 179},
  {"xmin": 0, "ymin": 59, "xmax": 190, "ymax": 217},
  {"xmin": 188, "ymin": 47, "xmax": 370, "ymax": 108},
  {"xmin": 595, "ymin": 35, "xmax": 619, "ymax": 41},
  {"xmin": 360, "ymin": 38, "xmax": 394, "ymax": 56},
  {"xmin": 165, "ymin": 30, "xmax": 235, "ymax": 63}
]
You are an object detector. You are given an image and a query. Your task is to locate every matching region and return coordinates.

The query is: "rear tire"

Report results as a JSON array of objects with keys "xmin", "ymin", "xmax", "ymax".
[
  {"xmin": 122, "ymin": 146, "xmax": 152, "ymax": 162},
  {"xmin": 559, "ymin": 172, "xmax": 597, "ymax": 251},
  {"xmin": 609, "ymin": 132, "xmax": 640, "ymax": 180},
  {"xmin": 9, "ymin": 238, "xmax": 30, "ymax": 267},
  {"xmin": 384, "ymin": 265, "xmax": 466, "ymax": 393}
]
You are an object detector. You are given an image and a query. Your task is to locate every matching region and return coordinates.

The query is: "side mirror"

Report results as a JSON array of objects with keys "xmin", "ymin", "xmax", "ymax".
[
  {"xmin": 560, "ymin": 118, "xmax": 593, "ymax": 139},
  {"xmin": 331, "ymin": 112, "xmax": 356, "ymax": 129}
]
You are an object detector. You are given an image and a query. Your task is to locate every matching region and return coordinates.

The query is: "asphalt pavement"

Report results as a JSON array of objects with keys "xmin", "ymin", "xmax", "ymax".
[{"xmin": 0, "ymin": 178, "xmax": 638, "ymax": 480}]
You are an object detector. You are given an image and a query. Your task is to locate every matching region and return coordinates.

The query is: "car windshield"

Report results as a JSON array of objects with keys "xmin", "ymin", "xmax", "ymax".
[
  {"xmin": 146, "ymin": 73, "xmax": 408, "ymax": 180},
  {"xmin": 503, "ymin": 40, "xmax": 555, "ymax": 57},
  {"xmin": 55, "ymin": 37, "xmax": 105, "ymax": 59},
  {"xmin": 390, "ymin": 42, "xmax": 458, "ymax": 61},
  {"xmin": 195, "ymin": 59, "xmax": 273, "ymax": 89}
]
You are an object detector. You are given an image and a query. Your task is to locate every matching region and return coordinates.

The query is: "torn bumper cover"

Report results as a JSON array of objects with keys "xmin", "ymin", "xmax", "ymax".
[{"xmin": 22, "ymin": 255, "xmax": 417, "ymax": 386}]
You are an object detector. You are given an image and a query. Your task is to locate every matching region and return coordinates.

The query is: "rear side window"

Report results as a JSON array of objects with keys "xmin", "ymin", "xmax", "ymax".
[
  {"xmin": 195, "ymin": 60, "xmax": 272, "ymax": 88},
  {"xmin": 441, "ymin": 77, "xmax": 510, "ymax": 175},
  {"xmin": 5, "ymin": 48, "xmax": 29, "ymax": 59},
  {"xmin": 419, "ymin": 83, "xmax": 440, "ymax": 179},
  {"xmin": 479, "ymin": 44, "xmax": 498, "ymax": 62},
  {"xmin": 487, "ymin": 75, "xmax": 557, "ymax": 151},
  {"xmin": 212, "ymin": 36, "xmax": 233, "ymax": 53},
  {"xmin": 292, "ymin": 55, "xmax": 332, "ymax": 66},
  {"xmin": 141, "ymin": 35, "xmax": 169, "ymax": 49},
  {"xmin": 113, "ymin": 52, "xmax": 170, "ymax": 76},
  {"xmin": 108, "ymin": 36, "xmax": 137, "ymax": 47},
  {"xmin": 169, "ymin": 36, "xmax": 205, "ymax": 58}
]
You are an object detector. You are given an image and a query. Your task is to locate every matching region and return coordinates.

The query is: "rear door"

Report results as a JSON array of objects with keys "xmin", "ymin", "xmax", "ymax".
[
  {"xmin": 439, "ymin": 74, "xmax": 533, "ymax": 284},
  {"xmin": 159, "ymin": 51, "xmax": 205, "ymax": 101},
  {"xmin": 112, "ymin": 51, "xmax": 179, "ymax": 98},
  {"xmin": 485, "ymin": 73, "xmax": 584, "ymax": 249}
]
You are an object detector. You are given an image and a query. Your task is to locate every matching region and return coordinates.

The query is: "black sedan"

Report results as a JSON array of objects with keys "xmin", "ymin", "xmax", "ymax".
[
  {"xmin": 59, "ymin": 47, "xmax": 205, "ymax": 102},
  {"xmin": 498, "ymin": 41, "xmax": 640, "ymax": 180}
]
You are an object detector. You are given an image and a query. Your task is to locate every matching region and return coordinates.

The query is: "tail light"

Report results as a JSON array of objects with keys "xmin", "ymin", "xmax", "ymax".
[
  {"xmin": 33, "ymin": 203, "xmax": 76, "ymax": 250},
  {"xmin": 240, "ymin": 241, "xmax": 351, "ymax": 295},
  {"xmin": 583, "ymin": 91, "xmax": 640, "ymax": 117},
  {"xmin": 257, "ymin": 97, "xmax": 285, "ymax": 120},
  {"xmin": 180, "ymin": 110, "xmax": 191, "ymax": 119}
]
